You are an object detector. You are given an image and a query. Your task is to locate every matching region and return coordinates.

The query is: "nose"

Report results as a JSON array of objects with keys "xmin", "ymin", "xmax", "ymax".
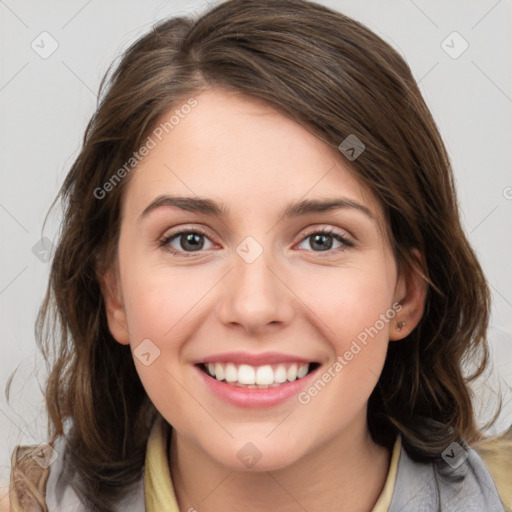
[{"xmin": 217, "ymin": 248, "xmax": 296, "ymax": 336}]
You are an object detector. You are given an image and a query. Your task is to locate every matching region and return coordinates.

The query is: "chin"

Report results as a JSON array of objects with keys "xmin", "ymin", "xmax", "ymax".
[{"xmin": 207, "ymin": 437, "xmax": 306, "ymax": 473}]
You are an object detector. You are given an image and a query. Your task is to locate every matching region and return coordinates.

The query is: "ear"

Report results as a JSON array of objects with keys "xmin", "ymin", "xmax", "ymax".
[
  {"xmin": 97, "ymin": 264, "xmax": 130, "ymax": 345},
  {"xmin": 389, "ymin": 249, "xmax": 427, "ymax": 341}
]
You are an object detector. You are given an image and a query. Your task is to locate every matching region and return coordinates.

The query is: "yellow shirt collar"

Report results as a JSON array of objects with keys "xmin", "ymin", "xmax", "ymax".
[
  {"xmin": 144, "ymin": 416, "xmax": 401, "ymax": 512},
  {"xmin": 144, "ymin": 416, "xmax": 180, "ymax": 512},
  {"xmin": 370, "ymin": 434, "xmax": 401, "ymax": 512}
]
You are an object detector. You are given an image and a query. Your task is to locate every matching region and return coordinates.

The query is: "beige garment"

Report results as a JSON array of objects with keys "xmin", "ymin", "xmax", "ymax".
[{"xmin": 144, "ymin": 415, "xmax": 402, "ymax": 512}]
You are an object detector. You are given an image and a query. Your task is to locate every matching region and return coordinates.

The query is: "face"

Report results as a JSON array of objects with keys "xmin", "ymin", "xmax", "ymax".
[{"xmin": 102, "ymin": 88, "xmax": 422, "ymax": 472}]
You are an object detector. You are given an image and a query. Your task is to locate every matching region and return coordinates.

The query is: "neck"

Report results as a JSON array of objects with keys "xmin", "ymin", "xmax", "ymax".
[{"xmin": 169, "ymin": 420, "xmax": 392, "ymax": 512}]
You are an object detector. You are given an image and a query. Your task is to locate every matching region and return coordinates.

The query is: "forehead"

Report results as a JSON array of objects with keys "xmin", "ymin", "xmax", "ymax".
[{"xmin": 121, "ymin": 89, "xmax": 387, "ymax": 230}]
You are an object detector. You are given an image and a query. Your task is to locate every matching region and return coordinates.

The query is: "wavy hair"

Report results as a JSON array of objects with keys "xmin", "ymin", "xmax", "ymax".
[{"xmin": 10, "ymin": 0, "xmax": 493, "ymax": 509}]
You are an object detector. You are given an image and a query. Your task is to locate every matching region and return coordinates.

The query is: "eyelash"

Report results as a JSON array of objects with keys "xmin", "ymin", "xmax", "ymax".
[{"xmin": 159, "ymin": 226, "xmax": 354, "ymax": 258}]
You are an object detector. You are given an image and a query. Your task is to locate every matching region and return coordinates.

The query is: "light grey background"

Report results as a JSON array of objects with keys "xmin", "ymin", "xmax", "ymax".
[{"xmin": 1, "ymin": 0, "xmax": 511, "ymax": 494}]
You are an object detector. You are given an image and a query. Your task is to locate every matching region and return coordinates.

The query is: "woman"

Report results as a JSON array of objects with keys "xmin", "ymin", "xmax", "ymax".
[{"xmin": 8, "ymin": 0, "xmax": 512, "ymax": 510}]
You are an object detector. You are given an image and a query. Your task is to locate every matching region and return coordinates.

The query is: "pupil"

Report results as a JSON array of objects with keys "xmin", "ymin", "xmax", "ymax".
[
  {"xmin": 311, "ymin": 234, "xmax": 332, "ymax": 251},
  {"xmin": 182, "ymin": 233, "xmax": 204, "ymax": 251}
]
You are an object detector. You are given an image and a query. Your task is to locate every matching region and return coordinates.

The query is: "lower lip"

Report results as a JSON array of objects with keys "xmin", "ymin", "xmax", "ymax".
[{"xmin": 194, "ymin": 364, "xmax": 319, "ymax": 408}]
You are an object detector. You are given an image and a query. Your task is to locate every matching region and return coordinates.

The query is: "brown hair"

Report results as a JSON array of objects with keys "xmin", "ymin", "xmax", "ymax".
[{"xmin": 11, "ymin": 0, "xmax": 493, "ymax": 509}]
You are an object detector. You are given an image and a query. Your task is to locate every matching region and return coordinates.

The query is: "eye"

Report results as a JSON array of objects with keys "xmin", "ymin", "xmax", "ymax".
[
  {"xmin": 159, "ymin": 226, "xmax": 353, "ymax": 257},
  {"xmin": 160, "ymin": 228, "xmax": 215, "ymax": 256},
  {"xmin": 297, "ymin": 228, "xmax": 353, "ymax": 253}
]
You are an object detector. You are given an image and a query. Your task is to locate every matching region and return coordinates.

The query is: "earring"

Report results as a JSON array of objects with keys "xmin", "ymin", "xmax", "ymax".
[{"xmin": 396, "ymin": 320, "xmax": 406, "ymax": 331}]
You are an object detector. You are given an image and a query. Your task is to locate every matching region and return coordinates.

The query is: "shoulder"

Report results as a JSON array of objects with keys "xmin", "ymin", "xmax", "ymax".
[
  {"xmin": 8, "ymin": 442, "xmax": 52, "ymax": 512},
  {"xmin": 8, "ymin": 437, "xmax": 145, "ymax": 512},
  {"xmin": 390, "ymin": 434, "xmax": 510, "ymax": 511},
  {"xmin": 472, "ymin": 426, "xmax": 512, "ymax": 511}
]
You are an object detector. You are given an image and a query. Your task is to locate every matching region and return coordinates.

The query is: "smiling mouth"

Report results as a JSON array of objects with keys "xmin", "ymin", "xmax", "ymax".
[{"xmin": 197, "ymin": 361, "xmax": 321, "ymax": 388}]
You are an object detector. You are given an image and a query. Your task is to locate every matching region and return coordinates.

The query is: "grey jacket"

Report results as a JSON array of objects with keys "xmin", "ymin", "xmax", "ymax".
[
  {"xmin": 388, "ymin": 443, "xmax": 506, "ymax": 511},
  {"xmin": 11, "ymin": 434, "xmax": 507, "ymax": 511},
  {"xmin": 41, "ymin": 437, "xmax": 506, "ymax": 511}
]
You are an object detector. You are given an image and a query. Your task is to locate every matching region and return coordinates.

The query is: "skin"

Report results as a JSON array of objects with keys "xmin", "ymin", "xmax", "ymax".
[{"xmin": 101, "ymin": 88, "xmax": 426, "ymax": 512}]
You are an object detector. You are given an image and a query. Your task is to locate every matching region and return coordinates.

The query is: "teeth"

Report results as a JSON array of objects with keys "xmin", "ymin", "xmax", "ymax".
[
  {"xmin": 256, "ymin": 365, "xmax": 274, "ymax": 385},
  {"xmin": 203, "ymin": 362, "xmax": 311, "ymax": 387},
  {"xmin": 238, "ymin": 364, "xmax": 255, "ymax": 384},
  {"xmin": 287, "ymin": 365, "xmax": 298, "ymax": 381},
  {"xmin": 214, "ymin": 363, "xmax": 225, "ymax": 381},
  {"xmin": 297, "ymin": 364, "xmax": 308, "ymax": 379},
  {"xmin": 225, "ymin": 363, "xmax": 238, "ymax": 382},
  {"xmin": 274, "ymin": 365, "xmax": 287, "ymax": 383}
]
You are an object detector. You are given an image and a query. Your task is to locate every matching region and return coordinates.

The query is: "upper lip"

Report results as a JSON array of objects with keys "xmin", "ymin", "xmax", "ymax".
[{"xmin": 193, "ymin": 351, "xmax": 317, "ymax": 366}]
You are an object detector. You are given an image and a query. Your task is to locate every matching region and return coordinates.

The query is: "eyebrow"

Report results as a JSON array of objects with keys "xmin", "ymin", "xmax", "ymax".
[
  {"xmin": 138, "ymin": 195, "xmax": 374, "ymax": 222},
  {"xmin": 281, "ymin": 198, "xmax": 373, "ymax": 220}
]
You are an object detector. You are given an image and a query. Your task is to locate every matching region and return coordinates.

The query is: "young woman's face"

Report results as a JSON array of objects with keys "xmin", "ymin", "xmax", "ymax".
[{"xmin": 104, "ymin": 88, "xmax": 414, "ymax": 471}]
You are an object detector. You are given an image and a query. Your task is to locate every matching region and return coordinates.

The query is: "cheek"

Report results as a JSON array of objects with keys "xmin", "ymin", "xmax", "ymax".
[
  {"xmin": 295, "ymin": 264, "xmax": 395, "ymax": 405},
  {"xmin": 122, "ymin": 262, "xmax": 213, "ymax": 342},
  {"xmin": 119, "ymin": 266, "xmax": 209, "ymax": 428},
  {"xmin": 298, "ymin": 262, "xmax": 396, "ymax": 345}
]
